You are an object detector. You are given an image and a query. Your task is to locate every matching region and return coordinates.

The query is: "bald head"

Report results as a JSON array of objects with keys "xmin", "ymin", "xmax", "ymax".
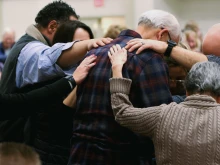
[{"xmin": 202, "ymin": 23, "xmax": 220, "ymax": 56}]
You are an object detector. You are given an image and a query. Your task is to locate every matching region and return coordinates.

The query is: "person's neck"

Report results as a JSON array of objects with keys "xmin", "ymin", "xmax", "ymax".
[{"xmin": 35, "ymin": 24, "xmax": 52, "ymax": 46}]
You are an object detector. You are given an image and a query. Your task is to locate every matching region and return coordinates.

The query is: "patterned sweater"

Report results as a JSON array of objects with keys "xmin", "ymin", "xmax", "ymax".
[{"xmin": 110, "ymin": 78, "xmax": 220, "ymax": 165}]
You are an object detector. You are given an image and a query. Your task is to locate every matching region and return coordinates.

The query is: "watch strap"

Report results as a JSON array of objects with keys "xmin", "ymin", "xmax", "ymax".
[{"xmin": 164, "ymin": 40, "xmax": 177, "ymax": 57}]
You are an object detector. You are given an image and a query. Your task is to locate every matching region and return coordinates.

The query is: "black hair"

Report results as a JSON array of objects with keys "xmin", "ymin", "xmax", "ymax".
[
  {"xmin": 52, "ymin": 20, "xmax": 94, "ymax": 45},
  {"xmin": 35, "ymin": 0, "xmax": 79, "ymax": 28}
]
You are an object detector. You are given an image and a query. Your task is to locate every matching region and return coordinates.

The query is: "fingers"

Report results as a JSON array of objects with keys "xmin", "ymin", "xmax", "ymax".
[
  {"xmin": 109, "ymin": 44, "xmax": 122, "ymax": 55},
  {"xmin": 125, "ymin": 39, "xmax": 150, "ymax": 54},
  {"xmin": 93, "ymin": 38, "xmax": 113, "ymax": 48}
]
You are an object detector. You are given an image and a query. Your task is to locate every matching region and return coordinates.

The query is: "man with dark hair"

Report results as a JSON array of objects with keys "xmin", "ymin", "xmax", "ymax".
[{"xmin": 0, "ymin": 1, "xmax": 111, "ymax": 164}]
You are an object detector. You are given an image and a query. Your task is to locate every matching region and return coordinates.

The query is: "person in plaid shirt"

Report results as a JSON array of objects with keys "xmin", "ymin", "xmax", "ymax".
[{"xmin": 68, "ymin": 9, "xmax": 181, "ymax": 165}]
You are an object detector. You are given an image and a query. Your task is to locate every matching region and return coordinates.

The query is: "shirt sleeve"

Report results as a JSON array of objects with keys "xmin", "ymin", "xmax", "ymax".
[
  {"xmin": 0, "ymin": 77, "xmax": 76, "ymax": 120},
  {"xmin": 110, "ymin": 78, "xmax": 163, "ymax": 138},
  {"xmin": 16, "ymin": 41, "xmax": 76, "ymax": 88}
]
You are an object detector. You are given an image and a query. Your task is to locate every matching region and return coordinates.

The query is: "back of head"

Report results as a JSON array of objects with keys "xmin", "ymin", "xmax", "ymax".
[
  {"xmin": 202, "ymin": 23, "xmax": 220, "ymax": 56},
  {"xmin": 103, "ymin": 24, "xmax": 127, "ymax": 39},
  {"xmin": 184, "ymin": 20, "xmax": 199, "ymax": 32},
  {"xmin": 138, "ymin": 9, "xmax": 181, "ymax": 42},
  {"xmin": 0, "ymin": 142, "xmax": 41, "ymax": 165},
  {"xmin": 52, "ymin": 20, "xmax": 94, "ymax": 44},
  {"xmin": 35, "ymin": 0, "xmax": 79, "ymax": 28},
  {"xmin": 185, "ymin": 61, "xmax": 220, "ymax": 96}
]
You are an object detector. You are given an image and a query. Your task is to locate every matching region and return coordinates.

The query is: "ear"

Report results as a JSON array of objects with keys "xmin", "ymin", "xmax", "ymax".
[
  {"xmin": 47, "ymin": 20, "xmax": 59, "ymax": 34},
  {"xmin": 157, "ymin": 28, "xmax": 169, "ymax": 41}
]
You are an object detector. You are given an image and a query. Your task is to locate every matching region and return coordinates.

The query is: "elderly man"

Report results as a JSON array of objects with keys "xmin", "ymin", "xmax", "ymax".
[
  {"xmin": 125, "ymin": 23, "xmax": 220, "ymax": 104},
  {"xmin": 0, "ymin": 28, "xmax": 15, "ymax": 63},
  {"xmin": 67, "ymin": 9, "xmax": 181, "ymax": 165},
  {"xmin": 125, "ymin": 23, "xmax": 220, "ymax": 70}
]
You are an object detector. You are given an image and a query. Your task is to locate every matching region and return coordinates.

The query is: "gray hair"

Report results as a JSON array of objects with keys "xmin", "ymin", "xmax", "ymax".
[
  {"xmin": 138, "ymin": 9, "xmax": 181, "ymax": 42},
  {"xmin": 185, "ymin": 61, "xmax": 220, "ymax": 96}
]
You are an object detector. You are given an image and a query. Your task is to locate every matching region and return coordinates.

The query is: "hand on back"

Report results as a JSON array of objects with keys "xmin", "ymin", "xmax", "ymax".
[{"xmin": 73, "ymin": 54, "xmax": 97, "ymax": 84}]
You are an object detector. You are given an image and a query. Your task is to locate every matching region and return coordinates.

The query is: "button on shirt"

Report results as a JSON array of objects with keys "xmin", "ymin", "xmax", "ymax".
[{"xmin": 16, "ymin": 41, "xmax": 75, "ymax": 87}]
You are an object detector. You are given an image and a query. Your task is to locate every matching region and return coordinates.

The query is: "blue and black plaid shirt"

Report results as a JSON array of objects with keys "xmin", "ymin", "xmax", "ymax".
[{"xmin": 68, "ymin": 30, "xmax": 172, "ymax": 165}]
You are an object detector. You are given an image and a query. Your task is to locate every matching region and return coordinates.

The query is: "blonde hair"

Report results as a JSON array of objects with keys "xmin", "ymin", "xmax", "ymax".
[{"xmin": 104, "ymin": 24, "xmax": 127, "ymax": 39}]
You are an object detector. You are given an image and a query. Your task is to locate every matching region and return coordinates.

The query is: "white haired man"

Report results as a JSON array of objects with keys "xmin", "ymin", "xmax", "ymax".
[
  {"xmin": 0, "ymin": 28, "xmax": 15, "ymax": 65},
  {"xmin": 67, "ymin": 9, "xmax": 181, "ymax": 165},
  {"xmin": 125, "ymin": 23, "xmax": 220, "ymax": 103}
]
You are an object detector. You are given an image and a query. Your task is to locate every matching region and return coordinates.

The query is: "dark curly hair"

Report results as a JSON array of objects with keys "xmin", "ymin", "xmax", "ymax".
[{"xmin": 35, "ymin": 0, "xmax": 79, "ymax": 28}]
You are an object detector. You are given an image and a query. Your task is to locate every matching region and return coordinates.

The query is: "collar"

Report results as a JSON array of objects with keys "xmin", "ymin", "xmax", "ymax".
[
  {"xmin": 182, "ymin": 94, "xmax": 220, "ymax": 107},
  {"xmin": 118, "ymin": 29, "xmax": 142, "ymax": 39},
  {"xmin": 25, "ymin": 24, "xmax": 50, "ymax": 46}
]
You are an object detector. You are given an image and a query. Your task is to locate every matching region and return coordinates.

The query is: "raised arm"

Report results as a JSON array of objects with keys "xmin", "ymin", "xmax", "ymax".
[
  {"xmin": 108, "ymin": 44, "xmax": 162, "ymax": 138},
  {"xmin": 57, "ymin": 37, "xmax": 112, "ymax": 68},
  {"xmin": 125, "ymin": 39, "xmax": 208, "ymax": 70}
]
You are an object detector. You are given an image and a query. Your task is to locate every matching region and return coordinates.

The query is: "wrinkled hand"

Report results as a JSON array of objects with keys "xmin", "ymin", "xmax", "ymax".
[
  {"xmin": 108, "ymin": 44, "xmax": 127, "ymax": 68},
  {"xmin": 125, "ymin": 38, "xmax": 167, "ymax": 54},
  {"xmin": 88, "ymin": 37, "xmax": 113, "ymax": 50},
  {"xmin": 73, "ymin": 54, "xmax": 97, "ymax": 84}
]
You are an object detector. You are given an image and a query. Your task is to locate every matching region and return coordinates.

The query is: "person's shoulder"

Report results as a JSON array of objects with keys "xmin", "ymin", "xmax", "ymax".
[
  {"xmin": 133, "ymin": 49, "xmax": 163, "ymax": 63},
  {"xmin": 207, "ymin": 54, "xmax": 220, "ymax": 65}
]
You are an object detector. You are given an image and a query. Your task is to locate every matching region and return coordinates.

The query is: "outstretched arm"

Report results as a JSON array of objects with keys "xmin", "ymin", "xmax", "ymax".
[
  {"xmin": 125, "ymin": 39, "xmax": 208, "ymax": 70},
  {"xmin": 57, "ymin": 38, "xmax": 112, "ymax": 68},
  {"xmin": 0, "ymin": 55, "xmax": 97, "ymax": 120},
  {"xmin": 108, "ymin": 44, "xmax": 161, "ymax": 138}
]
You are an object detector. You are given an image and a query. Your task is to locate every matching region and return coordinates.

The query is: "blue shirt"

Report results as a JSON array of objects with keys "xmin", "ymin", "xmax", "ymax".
[{"xmin": 16, "ymin": 41, "xmax": 75, "ymax": 87}]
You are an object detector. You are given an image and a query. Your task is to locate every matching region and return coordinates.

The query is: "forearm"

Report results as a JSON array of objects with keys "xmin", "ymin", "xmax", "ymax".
[
  {"xmin": 171, "ymin": 46, "xmax": 208, "ymax": 70},
  {"xmin": 112, "ymin": 65, "xmax": 123, "ymax": 78},
  {"xmin": 57, "ymin": 40, "xmax": 89, "ymax": 68},
  {"xmin": 110, "ymin": 78, "xmax": 160, "ymax": 137}
]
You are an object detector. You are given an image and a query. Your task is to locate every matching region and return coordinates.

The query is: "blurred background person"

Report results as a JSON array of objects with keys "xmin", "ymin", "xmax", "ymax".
[
  {"xmin": 0, "ymin": 27, "xmax": 15, "ymax": 63},
  {"xmin": 0, "ymin": 142, "xmax": 41, "ymax": 165},
  {"xmin": 0, "ymin": 27, "xmax": 15, "ymax": 79},
  {"xmin": 182, "ymin": 29, "xmax": 202, "ymax": 52},
  {"xmin": 182, "ymin": 20, "xmax": 203, "ymax": 52},
  {"xmin": 103, "ymin": 24, "xmax": 127, "ymax": 39}
]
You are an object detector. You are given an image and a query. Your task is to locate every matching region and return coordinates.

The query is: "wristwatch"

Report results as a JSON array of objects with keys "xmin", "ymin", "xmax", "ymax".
[
  {"xmin": 164, "ymin": 40, "xmax": 177, "ymax": 57},
  {"xmin": 65, "ymin": 75, "xmax": 76, "ymax": 89}
]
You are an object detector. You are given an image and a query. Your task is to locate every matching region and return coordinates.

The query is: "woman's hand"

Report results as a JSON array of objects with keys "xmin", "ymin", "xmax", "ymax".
[
  {"xmin": 108, "ymin": 44, "xmax": 127, "ymax": 78},
  {"xmin": 125, "ymin": 38, "xmax": 167, "ymax": 54},
  {"xmin": 73, "ymin": 54, "xmax": 97, "ymax": 84},
  {"xmin": 87, "ymin": 37, "xmax": 113, "ymax": 50}
]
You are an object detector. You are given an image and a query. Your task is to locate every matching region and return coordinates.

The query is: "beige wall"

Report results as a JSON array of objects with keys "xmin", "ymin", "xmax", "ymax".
[
  {"xmin": 0, "ymin": 0, "xmax": 2, "ymax": 35},
  {"xmin": 0, "ymin": 0, "xmax": 136, "ymax": 39},
  {"xmin": 1, "ymin": 0, "xmax": 220, "ymax": 40}
]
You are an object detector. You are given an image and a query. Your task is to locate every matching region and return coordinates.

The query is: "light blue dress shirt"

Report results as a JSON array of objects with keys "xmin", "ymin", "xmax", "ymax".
[{"xmin": 16, "ymin": 41, "xmax": 75, "ymax": 88}]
